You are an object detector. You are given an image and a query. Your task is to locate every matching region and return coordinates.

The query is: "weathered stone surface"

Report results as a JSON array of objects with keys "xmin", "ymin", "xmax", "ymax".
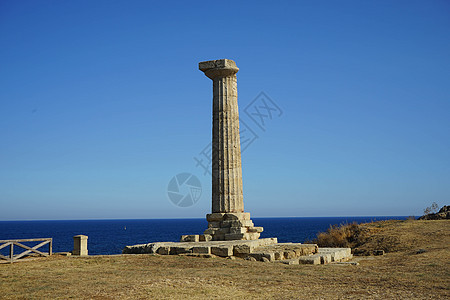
[
  {"xmin": 284, "ymin": 250, "xmax": 296, "ymax": 259},
  {"xmin": 248, "ymin": 227, "xmax": 264, "ymax": 233},
  {"xmin": 73, "ymin": 235, "xmax": 88, "ymax": 256},
  {"xmin": 211, "ymin": 245, "xmax": 233, "ymax": 257},
  {"xmin": 120, "ymin": 239, "xmax": 355, "ymax": 265},
  {"xmin": 279, "ymin": 258, "xmax": 299, "ymax": 265},
  {"xmin": 199, "ymin": 234, "xmax": 212, "ymax": 242},
  {"xmin": 208, "ymin": 222, "xmax": 221, "ymax": 228},
  {"xmin": 299, "ymin": 255, "xmax": 321, "ymax": 265},
  {"xmin": 171, "ymin": 246, "xmax": 192, "ymax": 255},
  {"xmin": 206, "ymin": 213, "xmax": 225, "ymax": 222},
  {"xmin": 199, "ymin": 59, "xmax": 264, "ymax": 241},
  {"xmin": 203, "ymin": 228, "xmax": 219, "ymax": 235},
  {"xmin": 274, "ymin": 252, "xmax": 284, "ymax": 260},
  {"xmin": 320, "ymin": 253, "xmax": 332, "ymax": 264},
  {"xmin": 249, "ymin": 252, "xmax": 275, "ymax": 262},
  {"xmin": 157, "ymin": 246, "xmax": 170, "ymax": 255},
  {"xmin": 222, "ymin": 219, "xmax": 254, "ymax": 228},
  {"xmin": 225, "ymin": 233, "xmax": 246, "ymax": 240},
  {"xmin": 224, "ymin": 213, "xmax": 250, "ymax": 220},
  {"xmin": 180, "ymin": 235, "xmax": 199, "ymax": 242},
  {"xmin": 229, "ymin": 227, "xmax": 248, "ymax": 234},
  {"xmin": 200, "ymin": 59, "xmax": 243, "ymax": 214},
  {"xmin": 192, "ymin": 246, "xmax": 210, "ymax": 254},
  {"xmin": 318, "ymin": 248, "xmax": 352, "ymax": 262}
]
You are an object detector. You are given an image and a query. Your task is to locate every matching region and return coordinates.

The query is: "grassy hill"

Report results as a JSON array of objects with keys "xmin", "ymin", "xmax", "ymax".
[{"xmin": 1, "ymin": 219, "xmax": 448, "ymax": 299}]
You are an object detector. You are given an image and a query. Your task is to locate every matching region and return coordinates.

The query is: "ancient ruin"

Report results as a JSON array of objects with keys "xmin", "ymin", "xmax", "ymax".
[
  {"xmin": 123, "ymin": 59, "xmax": 353, "ymax": 264},
  {"xmin": 181, "ymin": 59, "xmax": 263, "ymax": 242}
]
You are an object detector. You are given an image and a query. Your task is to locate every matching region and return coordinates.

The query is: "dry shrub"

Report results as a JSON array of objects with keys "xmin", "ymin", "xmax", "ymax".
[{"xmin": 312, "ymin": 222, "xmax": 365, "ymax": 248}]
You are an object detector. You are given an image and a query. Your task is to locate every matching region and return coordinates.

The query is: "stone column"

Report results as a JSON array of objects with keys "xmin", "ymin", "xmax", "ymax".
[
  {"xmin": 199, "ymin": 59, "xmax": 244, "ymax": 213},
  {"xmin": 199, "ymin": 59, "xmax": 263, "ymax": 241}
]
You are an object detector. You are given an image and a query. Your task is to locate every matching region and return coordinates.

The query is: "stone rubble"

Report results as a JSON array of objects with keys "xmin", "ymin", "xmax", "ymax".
[{"xmin": 123, "ymin": 239, "xmax": 353, "ymax": 265}]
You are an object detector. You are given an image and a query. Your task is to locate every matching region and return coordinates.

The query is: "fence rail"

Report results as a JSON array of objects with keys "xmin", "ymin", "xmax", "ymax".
[{"xmin": 0, "ymin": 238, "xmax": 52, "ymax": 263}]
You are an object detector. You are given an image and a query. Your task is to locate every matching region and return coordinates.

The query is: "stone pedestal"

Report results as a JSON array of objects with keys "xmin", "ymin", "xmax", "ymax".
[
  {"xmin": 199, "ymin": 59, "xmax": 263, "ymax": 241},
  {"xmin": 72, "ymin": 235, "xmax": 88, "ymax": 256}
]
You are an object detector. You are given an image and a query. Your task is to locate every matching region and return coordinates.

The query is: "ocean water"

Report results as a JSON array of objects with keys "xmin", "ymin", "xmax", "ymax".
[{"xmin": 0, "ymin": 217, "xmax": 406, "ymax": 255}]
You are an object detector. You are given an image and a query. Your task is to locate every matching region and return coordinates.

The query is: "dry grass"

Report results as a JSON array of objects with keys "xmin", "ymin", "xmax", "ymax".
[{"xmin": 1, "ymin": 220, "xmax": 449, "ymax": 299}]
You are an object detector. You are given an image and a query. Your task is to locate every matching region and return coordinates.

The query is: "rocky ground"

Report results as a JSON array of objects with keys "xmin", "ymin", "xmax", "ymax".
[{"xmin": 0, "ymin": 219, "xmax": 448, "ymax": 299}]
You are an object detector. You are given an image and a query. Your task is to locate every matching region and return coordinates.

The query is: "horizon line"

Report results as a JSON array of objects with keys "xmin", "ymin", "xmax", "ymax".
[{"xmin": 0, "ymin": 215, "xmax": 409, "ymax": 222}]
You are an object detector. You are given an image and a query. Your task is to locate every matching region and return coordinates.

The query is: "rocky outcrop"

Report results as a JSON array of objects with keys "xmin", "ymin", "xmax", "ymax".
[{"xmin": 419, "ymin": 205, "xmax": 450, "ymax": 220}]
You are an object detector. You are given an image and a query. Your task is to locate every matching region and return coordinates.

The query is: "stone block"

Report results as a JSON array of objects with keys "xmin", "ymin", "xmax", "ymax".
[
  {"xmin": 206, "ymin": 213, "xmax": 225, "ymax": 222},
  {"xmin": 245, "ymin": 256, "xmax": 257, "ymax": 261},
  {"xmin": 248, "ymin": 227, "xmax": 264, "ymax": 233},
  {"xmin": 274, "ymin": 251, "xmax": 284, "ymax": 260},
  {"xmin": 225, "ymin": 233, "xmax": 246, "ymax": 240},
  {"xmin": 318, "ymin": 248, "xmax": 352, "ymax": 262},
  {"xmin": 217, "ymin": 227, "xmax": 230, "ymax": 234},
  {"xmin": 180, "ymin": 235, "xmax": 199, "ymax": 242},
  {"xmin": 192, "ymin": 246, "xmax": 210, "ymax": 254},
  {"xmin": 280, "ymin": 258, "xmax": 299, "ymax": 265},
  {"xmin": 249, "ymin": 252, "xmax": 275, "ymax": 262},
  {"xmin": 199, "ymin": 234, "xmax": 212, "ymax": 242},
  {"xmin": 223, "ymin": 213, "xmax": 250, "ymax": 220},
  {"xmin": 320, "ymin": 254, "xmax": 332, "ymax": 264},
  {"xmin": 233, "ymin": 244, "xmax": 252, "ymax": 256},
  {"xmin": 199, "ymin": 59, "xmax": 238, "ymax": 71},
  {"xmin": 73, "ymin": 235, "xmax": 88, "ymax": 256},
  {"xmin": 299, "ymin": 255, "xmax": 321, "ymax": 265},
  {"xmin": 284, "ymin": 250, "xmax": 296, "ymax": 259},
  {"xmin": 212, "ymin": 234, "xmax": 225, "ymax": 241},
  {"xmin": 292, "ymin": 244, "xmax": 318, "ymax": 256},
  {"xmin": 222, "ymin": 219, "xmax": 254, "ymax": 228},
  {"xmin": 211, "ymin": 245, "xmax": 233, "ymax": 257},
  {"xmin": 229, "ymin": 227, "xmax": 248, "ymax": 234},
  {"xmin": 204, "ymin": 228, "xmax": 219, "ymax": 235},
  {"xmin": 208, "ymin": 222, "xmax": 221, "ymax": 228},
  {"xmin": 172, "ymin": 246, "xmax": 192, "ymax": 255},
  {"xmin": 246, "ymin": 233, "xmax": 260, "ymax": 240},
  {"xmin": 157, "ymin": 246, "xmax": 170, "ymax": 255}
]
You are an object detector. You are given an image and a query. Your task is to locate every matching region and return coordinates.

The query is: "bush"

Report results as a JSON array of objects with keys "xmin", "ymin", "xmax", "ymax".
[
  {"xmin": 311, "ymin": 222, "xmax": 362, "ymax": 248},
  {"xmin": 423, "ymin": 202, "xmax": 439, "ymax": 215}
]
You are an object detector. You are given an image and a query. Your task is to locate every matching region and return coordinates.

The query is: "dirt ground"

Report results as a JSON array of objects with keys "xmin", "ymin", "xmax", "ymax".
[{"xmin": 0, "ymin": 220, "xmax": 448, "ymax": 299}]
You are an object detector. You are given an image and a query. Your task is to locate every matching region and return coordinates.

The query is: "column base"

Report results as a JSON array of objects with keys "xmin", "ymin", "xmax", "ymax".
[{"xmin": 203, "ymin": 212, "xmax": 263, "ymax": 241}]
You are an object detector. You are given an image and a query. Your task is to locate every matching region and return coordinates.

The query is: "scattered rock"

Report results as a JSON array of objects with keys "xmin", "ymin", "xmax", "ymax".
[
  {"xmin": 373, "ymin": 250, "xmax": 385, "ymax": 256},
  {"xmin": 416, "ymin": 249, "xmax": 426, "ymax": 254}
]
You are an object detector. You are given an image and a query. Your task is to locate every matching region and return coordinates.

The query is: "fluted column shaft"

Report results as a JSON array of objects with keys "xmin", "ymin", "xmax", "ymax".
[{"xmin": 199, "ymin": 59, "xmax": 244, "ymax": 213}]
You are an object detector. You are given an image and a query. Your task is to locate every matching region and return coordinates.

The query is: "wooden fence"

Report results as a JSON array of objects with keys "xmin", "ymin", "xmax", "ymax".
[{"xmin": 0, "ymin": 238, "xmax": 52, "ymax": 263}]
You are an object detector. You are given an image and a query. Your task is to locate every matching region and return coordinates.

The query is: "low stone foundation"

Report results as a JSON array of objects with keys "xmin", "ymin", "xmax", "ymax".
[{"xmin": 122, "ymin": 239, "xmax": 353, "ymax": 265}]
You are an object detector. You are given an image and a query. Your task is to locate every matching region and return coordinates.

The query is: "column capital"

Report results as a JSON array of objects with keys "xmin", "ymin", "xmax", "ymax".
[{"xmin": 199, "ymin": 59, "xmax": 239, "ymax": 80}]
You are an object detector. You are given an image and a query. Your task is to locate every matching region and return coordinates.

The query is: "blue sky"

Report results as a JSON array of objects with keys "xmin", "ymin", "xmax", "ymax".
[{"xmin": 1, "ymin": 0, "xmax": 449, "ymax": 220}]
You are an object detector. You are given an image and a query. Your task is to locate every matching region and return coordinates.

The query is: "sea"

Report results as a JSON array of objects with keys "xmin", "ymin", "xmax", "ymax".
[{"xmin": 0, "ymin": 217, "xmax": 406, "ymax": 256}]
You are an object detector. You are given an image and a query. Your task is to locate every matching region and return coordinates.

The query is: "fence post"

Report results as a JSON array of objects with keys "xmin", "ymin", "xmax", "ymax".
[
  {"xmin": 72, "ymin": 235, "xmax": 88, "ymax": 256},
  {"xmin": 10, "ymin": 243, "xmax": 13, "ymax": 263}
]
